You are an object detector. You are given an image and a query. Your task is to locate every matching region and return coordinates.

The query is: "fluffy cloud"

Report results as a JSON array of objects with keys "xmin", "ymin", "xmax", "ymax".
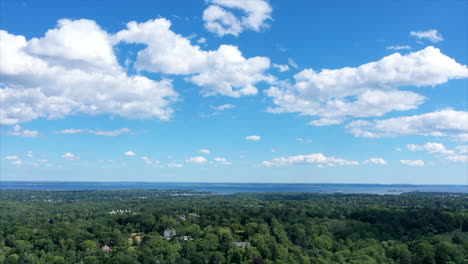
[
  {"xmin": 114, "ymin": 18, "xmax": 272, "ymax": 97},
  {"xmin": 400, "ymin": 160, "xmax": 425, "ymax": 166},
  {"xmin": 199, "ymin": 149, "xmax": 211, "ymax": 154},
  {"xmin": 262, "ymin": 153, "xmax": 359, "ymax": 167},
  {"xmin": 56, "ymin": 128, "xmax": 130, "ymax": 136},
  {"xmin": 0, "ymin": 20, "xmax": 178, "ymax": 125},
  {"xmin": 406, "ymin": 142, "xmax": 467, "ymax": 164},
  {"xmin": 346, "ymin": 109, "xmax": 468, "ymax": 139},
  {"xmin": 410, "ymin": 29, "xmax": 443, "ymax": 43},
  {"xmin": 124, "ymin": 151, "xmax": 136, "ymax": 156},
  {"xmin": 386, "ymin": 45, "xmax": 411, "ymax": 50},
  {"xmin": 246, "ymin": 135, "xmax": 261, "ymax": 141},
  {"xmin": 407, "ymin": 142, "xmax": 455, "ymax": 155},
  {"xmin": 363, "ymin": 158, "xmax": 388, "ymax": 165},
  {"xmin": 7, "ymin": 125, "xmax": 40, "ymax": 137},
  {"xmin": 214, "ymin": 157, "xmax": 232, "ymax": 165},
  {"xmin": 266, "ymin": 47, "xmax": 468, "ymax": 123},
  {"xmin": 61, "ymin": 152, "xmax": 80, "ymax": 160},
  {"xmin": 203, "ymin": 0, "xmax": 272, "ymax": 37},
  {"xmin": 185, "ymin": 156, "xmax": 208, "ymax": 164}
]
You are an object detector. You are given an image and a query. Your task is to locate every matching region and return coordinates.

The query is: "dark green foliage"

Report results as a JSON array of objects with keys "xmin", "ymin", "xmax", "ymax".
[{"xmin": 0, "ymin": 190, "xmax": 467, "ymax": 263}]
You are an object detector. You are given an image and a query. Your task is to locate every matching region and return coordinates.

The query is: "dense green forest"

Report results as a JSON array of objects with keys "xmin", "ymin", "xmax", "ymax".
[{"xmin": 0, "ymin": 190, "xmax": 467, "ymax": 264}]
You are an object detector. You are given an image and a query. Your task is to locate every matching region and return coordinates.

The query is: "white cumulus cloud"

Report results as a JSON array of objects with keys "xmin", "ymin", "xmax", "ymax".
[
  {"xmin": 346, "ymin": 109, "xmax": 468, "ymax": 139},
  {"xmin": 364, "ymin": 158, "xmax": 388, "ymax": 165},
  {"xmin": 407, "ymin": 142, "xmax": 455, "ymax": 155},
  {"xmin": 203, "ymin": 0, "xmax": 272, "ymax": 37},
  {"xmin": 262, "ymin": 153, "xmax": 359, "ymax": 167},
  {"xmin": 7, "ymin": 125, "xmax": 40, "ymax": 137},
  {"xmin": 124, "ymin": 151, "xmax": 136, "ymax": 156},
  {"xmin": 214, "ymin": 157, "xmax": 232, "ymax": 165},
  {"xmin": 61, "ymin": 152, "xmax": 80, "ymax": 160},
  {"xmin": 199, "ymin": 149, "xmax": 211, "ymax": 154},
  {"xmin": 410, "ymin": 29, "xmax": 443, "ymax": 43},
  {"xmin": 56, "ymin": 128, "xmax": 130, "ymax": 136},
  {"xmin": 266, "ymin": 47, "xmax": 468, "ymax": 124},
  {"xmin": 0, "ymin": 20, "xmax": 178, "ymax": 125},
  {"xmin": 185, "ymin": 156, "xmax": 208, "ymax": 164},
  {"xmin": 246, "ymin": 135, "xmax": 261, "ymax": 141},
  {"xmin": 114, "ymin": 18, "xmax": 272, "ymax": 98},
  {"xmin": 386, "ymin": 45, "xmax": 412, "ymax": 50}
]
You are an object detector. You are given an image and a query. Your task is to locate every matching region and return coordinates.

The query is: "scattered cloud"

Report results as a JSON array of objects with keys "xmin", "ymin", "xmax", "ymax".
[
  {"xmin": 212, "ymin": 104, "xmax": 235, "ymax": 111},
  {"xmin": 363, "ymin": 158, "xmax": 388, "ymax": 165},
  {"xmin": 445, "ymin": 155, "xmax": 468, "ymax": 164},
  {"xmin": 141, "ymin": 156, "xmax": 159, "ymax": 165},
  {"xmin": 61, "ymin": 152, "xmax": 80, "ymax": 160},
  {"xmin": 455, "ymin": 146, "xmax": 468, "ymax": 154},
  {"xmin": 56, "ymin": 128, "xmax": 131, "ymax": 136},
  {"xmin": 451, "ymin": 133, "xmax": 468, "ymax": 142},
  {"xmin": 0, "ymin": 20, "xmax": 177, "ymax": 125},
  {"xmin": 308, "ymin": 118, "xmax": 344, "ymax": 126},
  {"xmin": 400, "ymin": 159, "xmax": 425, "ymax": 166},
  {"xmin": 115, "ymin": 18, "xmax": 272, "ymax": 98},
  {"xmin": 168, "ymin": 163, "xmax": 184, "ymax": 168},
  {"xmin": 266, "ymin": 47, "xmax": 467, "ymax": 123},
  {"xmin": 7, "ymin": 125, "xmax": 40, "ymax": 137},
  {"xmin": 386, "ymin": 45, "xmax": 411, "ymax": 50},
  {"xmin": 296, "ymin": 137, "xmax": 312, "ymax": 143},
  {"xmin": 26, "ymin": 151, "xmax": 33, "ymax": 157},
  {"xmin": 199, "ymin": 149, "xmax": 211, "ymax": 154},
  {"xmin": 406, "ymin": 142, "xmax": 467, "ymax": 164},
  {"xmin": 273, "ymin": 64, "xmax": 290, "ymax": 72},
  {"xmin": 202, "ymin": 0, "xmax": 272, "ymax": 37},
  {"xmin": 407, "ymin": 142, "xmax": 455, "ymax": 155},
  {"xmin": 124, "ymin": 151, "xmax": 136, "ymax": 156},
  {"xmin": 4, "ymin": 155, "xmax": 19, "ymax": 160},
  {"xmin": 185, "ymin": 156, "xmax": 208, "ymax": 164},
  {"xmin": 246, "ymin": 135, "xmax": 261, "ymax": 141},
  {"xmin": 288, "ymin": 58, "xmax": 299, "ymax": 69},
  {"xmin": 197, "ymin": 37, "xmax": 206, "ymax": 44},
  {"xmin": 214, "ymin": 157, "xmax": 232, "ymax": 165},
  {"xmin": 262, "ymin": 153, "xmax": 359, "ymax": 167},
  {"xmin": 11, "ymin": 160, "xmax": 23, "ymax": 166},
  {"xmin": 346, "ymin": 109, "xmax": 468, "ymax": 139},
  {"xmin": 410, "ymin": 29, "xmax": 443, "ymax": 43}
]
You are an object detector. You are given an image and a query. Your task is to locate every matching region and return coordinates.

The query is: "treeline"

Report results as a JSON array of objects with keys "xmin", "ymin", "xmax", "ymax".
[{"xmin": 0, "ymin": 190, "xmax": 467, "ymax": 263}]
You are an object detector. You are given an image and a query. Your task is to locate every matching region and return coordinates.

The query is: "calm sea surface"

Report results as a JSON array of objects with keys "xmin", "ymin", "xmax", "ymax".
[{"xmin": 0, "ymin": 182, "xmax": 467, "ymax": 195}]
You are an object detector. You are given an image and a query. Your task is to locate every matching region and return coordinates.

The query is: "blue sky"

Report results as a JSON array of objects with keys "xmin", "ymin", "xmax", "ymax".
[{"xmin": 1, "ymin": 0, "xmax": 467, "ymax": 184}]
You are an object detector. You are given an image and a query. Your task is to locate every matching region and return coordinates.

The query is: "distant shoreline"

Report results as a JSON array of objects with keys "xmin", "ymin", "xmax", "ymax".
[{"xmin": 1, "ymin": 181, "xmax": 466, "ymax": 195}]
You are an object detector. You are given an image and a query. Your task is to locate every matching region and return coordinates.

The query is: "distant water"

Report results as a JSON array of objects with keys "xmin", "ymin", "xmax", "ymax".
[{"xmin": 0, "ymin": 182, "xmax": 467, "ymax": 195}]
